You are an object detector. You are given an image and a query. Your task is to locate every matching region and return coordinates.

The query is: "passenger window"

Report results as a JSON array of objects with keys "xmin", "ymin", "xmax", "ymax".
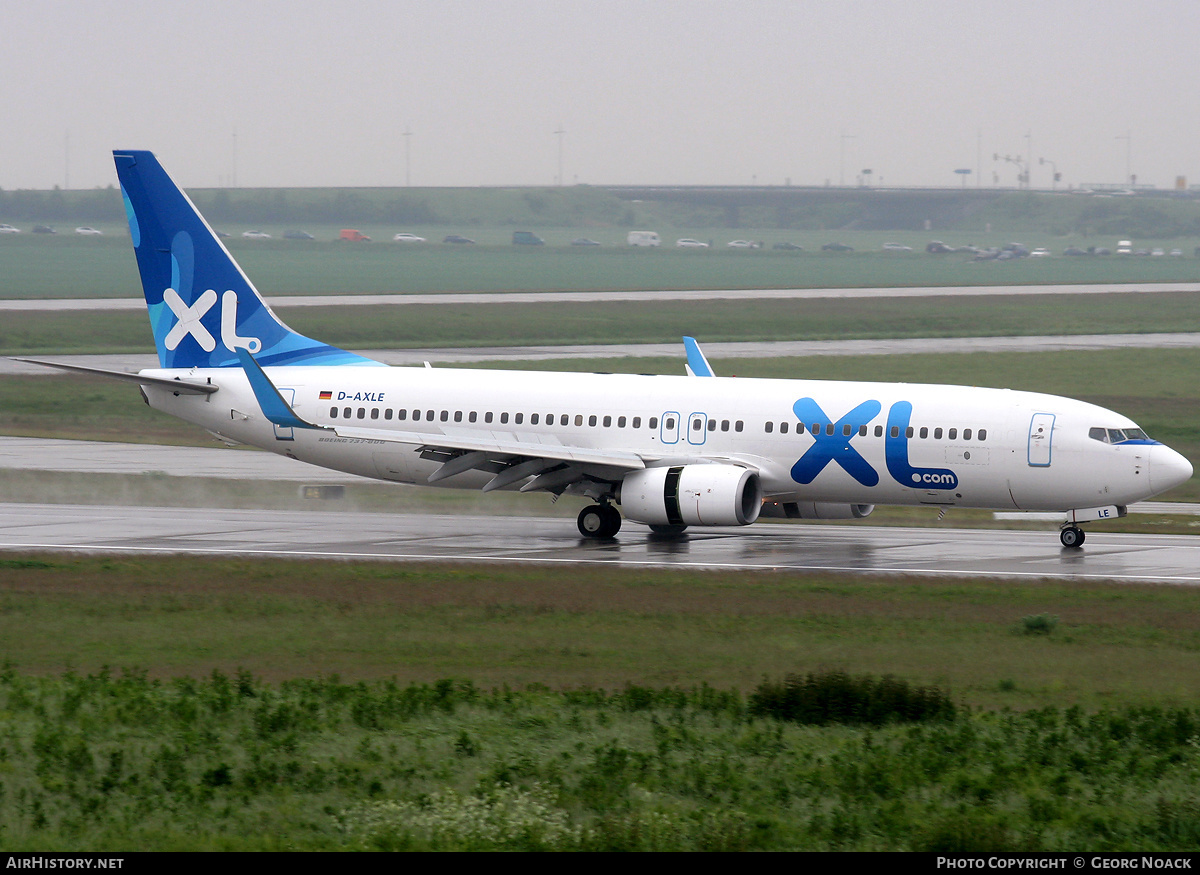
[
  {"xmin": 844, "ymin": 424, "xmax": 853, "ymax": 437},
  {"xmin": 589, "ymin": 415, "xmax": 597, "ymax": 427},
  {"xmin": 765, "ymin": 421, "xmax": 774, "ymax": 434},
  {"xmin": 398, "ymin": 409, "xmax": 407, "ymax": 421},
  {"xmin": 500, "ymin": 412, "xmax": 509, "ymax": 424},
  {"xmin": 604, "ymin": 415, "xmax": 612, "ymax": 427},
  {"xmin": 485, "ymin": 412, "xmax": 494, "ymax": 424},
  {"xmin": 561, "ymin": 414, "xmax": 569, "ymax": 426},
  {"xmin": 514, "ymin": 413, "xmax": 523, "ymax": 424},
  {"xmin": 905, "ymin": 427, "xmax": 914, "ymax": 438},
  {"xmin": 811, "ymin": 423, "xmax": 820, "ymax": 436},
  {"xmin": 978, "ymin": 429, "xmax": 987, "ymax": 441},
  {"xmin": 440, "ymin": 410, "xmax": 449, "ymax": 422},
  {"xmin": 780, "ymin": 422, "xmax": 789, "ymax": 434},
  {"xmin": 934, "ymin": 427, "xmax": 942, "ymax": 439},
  {"xmin": 575, "ymin": 414, "xmax": 583, "ymax": 426},
  {"xmin": 694, "ymin": 419, "xmax": 703, "ymax": 431},
  {"xmin": 426, "ymin": 410, "xmax": 435, "ymax": 421},
  {"xmin": 735, "ymin": 421, "xmax": 743, "ymax": 432},
  {"xmin": 531, "ymin": 413, "xmax": 539, "ymax": 425},
  {"xmin": 665, "ymin": 417, "xmax": 675, "ymax": 429},
  {"xmin": 618, "ymin": 416, "xmax": 627, "ymax": 428},
  {"xmin": 875, "ymin": 425, "xmax": 884, "ymax": 437},
  {"xmin": 454, "ymin": 411, "xmax": 463, "ymax": 422},
  {"xmin": 825, "ymin": 424, "xmax": 834, "ymax": 436},
  {"xmin": 633, "ymin": 417, "xmax": 642, "ymax": 428},
  {"xmin": 721, "ymin": 420, "xmax": 729, "ymax": 432},
  {"xmin": 358, "ymin": 408, "xmax": 366, "ymax": 419},
  {"xmin": 890, "ymin": 426, "xmax": 900, "ymax": 438},
  {"xmin": 963, "ymin": 428, "xmax": 972, "ymax": 441},
  {"xmin": 371, "ymin": 408, "xmax": 379, "ymax": 420},
  {"xmin": 385, "ymin": 409, "xmax": 393, "ymax": 420},
  {"xmin": 330, "ymin": 407, "xmax": 338, "ymax": 418},
  {"xmin": 919, "ymin": 427, "xmax": 927, "ymax": 439},
  {"xmin": 949, "ymin": 428, "xmax": 957, "ymax": 440},
  {"xmin": 344, "ymin": 407, "xmax": 352, "ymax": 418},
  {"xmin": 469, "ymin": 411, "xmax": 477, "ymax": 423},
  {"xmin": 859, "ymin": 425, "xmax": 867, "ymax": 437},
  {"xmin": 649, "ymin": 417, "xmax": 658, "ymax": 429}
]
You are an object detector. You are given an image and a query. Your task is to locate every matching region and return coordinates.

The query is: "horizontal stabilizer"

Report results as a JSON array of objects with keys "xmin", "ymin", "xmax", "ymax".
[{"xmin": 12, "ymin": 357, "xmax": 218, "ymax": 395}]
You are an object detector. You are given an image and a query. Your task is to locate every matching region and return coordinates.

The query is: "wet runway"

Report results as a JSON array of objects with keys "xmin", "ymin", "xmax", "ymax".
[{"xmin": 1, "ymin": 501, "xmax": 1198, "ymax": 584}]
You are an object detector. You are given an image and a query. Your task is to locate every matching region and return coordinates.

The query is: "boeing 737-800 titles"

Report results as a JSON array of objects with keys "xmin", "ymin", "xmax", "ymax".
[{"xmin": 20, "ymin": 151, "xmax": 1194, "ymax": 547}]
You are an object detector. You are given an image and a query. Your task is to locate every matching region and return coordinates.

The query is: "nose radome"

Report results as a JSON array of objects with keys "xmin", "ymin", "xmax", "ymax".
[{"xmin": 1150, "ymin": 445, "xmax": 1194, "ymax": 495}]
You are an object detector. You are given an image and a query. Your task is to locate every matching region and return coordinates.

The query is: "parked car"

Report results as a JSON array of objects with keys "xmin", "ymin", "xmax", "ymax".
[
  {"xmin": 1029, "ymin": 247, "xmax": 1051, "ymax": 257},
  {"xmin": 882, "ymin": 242, "xmax": 912, "ymax": 251},
  {"xmin": 241, "ymin": 230, "xmax": 271, "ymax": 239},
  {"xmin": 926, "ymin": 241, "xmax": 953, "ymax": 253},
  {"xmin": 0, "ymin": 223, "xmax": 20, "ymax": 234},
  {"xmin": 821, "ymin": 242, "xmax": 853, "ymax": 251},
  {"xmin": 442, "ymin": 235, "xmax": 475, "ymax": 244},
  {"xmin": 74, "ymin": 226, "xmax": 103, "ymax": 236},
  {"xmin": 570, "ymin": 238, "xmax": 601, "ymax": 246},
  {"xmin": 675, "ymin": 238, "xmax": 708, "ymax": 248},
  {"xmin": 392, "ymin": 232, "xmax": 426, "ymax": 243},
  {"xmin": 727, "ymin": 240, "xmax": 760, "ymax": 249},
  {"xmin": 32, "ymin": 225, "xmax": 57, "ymax": 234},
  {"xmin": 626, "ymin": 231, "xmax": 660, "ymax": 247},
  {"xmin": 512, "ymin": 231, "xmax": 545, "ymax": 245},
  {"xmin": 339, "ymin": 229, "xmax": 371, "ymax": 242},
  {"xmin": 772, "ymin": 241, "xmax": 802, "ymax": 251},
  {"xmin": 283, "ymin": 230, "xmax": 314, "ymax": 240}
]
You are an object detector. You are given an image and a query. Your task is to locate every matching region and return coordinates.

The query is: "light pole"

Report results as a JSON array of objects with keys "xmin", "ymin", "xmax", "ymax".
[
  {"xmin": 1039, "ymin": 157, "xmax": 1060, "ymax": 191},
  {"xmin": 403, "ymin": 128, "xmax": 413, "ymax": 187},
  {"xmin": 1116, "ymin": 131, "xmax": 1132, "ymax": 186},
  {"xmin": 554, "ymin": 126, "xmax": 565, "ymax": 186}
]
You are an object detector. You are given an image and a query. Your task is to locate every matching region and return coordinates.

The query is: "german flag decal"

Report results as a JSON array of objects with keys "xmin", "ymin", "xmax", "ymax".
[{"xmin": 319, "ymin": 390, "xmax": 333, "ymax": 400}]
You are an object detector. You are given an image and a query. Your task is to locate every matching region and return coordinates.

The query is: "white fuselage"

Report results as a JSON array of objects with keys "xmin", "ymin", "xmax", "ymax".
[{"xmin": 140, "ymin": 364, "xmax": 1189, "ymax": 514}]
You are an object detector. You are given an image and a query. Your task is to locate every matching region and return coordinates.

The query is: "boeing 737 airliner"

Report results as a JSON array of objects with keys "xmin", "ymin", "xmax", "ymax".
[{"xmin": 22, "ymin": 151, "xmax": 1194, "ymax": 547}]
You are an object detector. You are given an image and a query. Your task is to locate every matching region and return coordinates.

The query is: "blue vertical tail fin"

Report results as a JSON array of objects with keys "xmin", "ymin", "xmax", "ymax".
[{"xmin": 114, "ymin": 150, "xmax": 381, "ymax": 369}]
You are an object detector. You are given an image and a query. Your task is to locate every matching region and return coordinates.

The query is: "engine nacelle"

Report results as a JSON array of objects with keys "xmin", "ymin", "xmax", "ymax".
[
  {"xmin": 760, "ymin": 501, "xmax": 875, "ymax": 520},
  {"xmin": 619, "ymin": 465, "xmax": 762, "ymax": 527}
]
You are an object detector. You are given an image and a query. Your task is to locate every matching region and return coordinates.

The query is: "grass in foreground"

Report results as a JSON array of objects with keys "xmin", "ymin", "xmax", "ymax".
[
  {"xmin": 1, "ymin": 555, "xmax": 1200, "ymax": 850},
  {"xmin": 2, "ymin": 555, "xmax": 1199, "ymax": 708}
]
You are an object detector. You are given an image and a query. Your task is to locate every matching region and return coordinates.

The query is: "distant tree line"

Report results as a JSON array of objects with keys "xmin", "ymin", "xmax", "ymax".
[{"xmin": 3, "ymin": 184, "xmax": 1200, "ymax": 236}]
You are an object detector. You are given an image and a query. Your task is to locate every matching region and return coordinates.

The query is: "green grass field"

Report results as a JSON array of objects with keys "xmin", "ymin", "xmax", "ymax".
[
  {"xmin": 3, "ymin": 231, "xmax": 1200, "ymax": 298},
  {"xmin": 2, "ymin": 558, "xmax": 1200, "ymax": 850},
  {"xmin": 6, "ymin": 290, "xmax": 1200, "ymax": 355}
]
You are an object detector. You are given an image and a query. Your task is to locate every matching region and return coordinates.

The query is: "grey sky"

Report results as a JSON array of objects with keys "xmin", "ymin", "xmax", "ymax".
[{"xmin": 4, "ymin": 0, "xmax": 1199, "ymax": 191}]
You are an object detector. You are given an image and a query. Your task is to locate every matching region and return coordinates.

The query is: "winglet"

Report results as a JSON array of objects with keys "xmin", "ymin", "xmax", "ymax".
[
  {"xmin": 683, "ymin": 336, "xmax": 715, "ymax": 377},
  {"xmin": 236, "ymin": 348, "xmax": 322, "ymax": 429}
]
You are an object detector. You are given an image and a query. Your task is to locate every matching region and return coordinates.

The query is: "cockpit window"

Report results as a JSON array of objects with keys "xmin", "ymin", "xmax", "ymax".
[{"xmin": 1090, "ymin": 426, "xmax": 1151, "ymax": 444}]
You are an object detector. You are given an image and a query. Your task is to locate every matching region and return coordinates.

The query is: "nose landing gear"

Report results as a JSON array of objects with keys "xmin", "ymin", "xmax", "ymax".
[
  {"xmin": 1059, "ymin": 525, "xmax": 1086, "ymax": 548},
  {"xmin": 578, "ymin": 503, "xmax": 622, "ymax": 539}
]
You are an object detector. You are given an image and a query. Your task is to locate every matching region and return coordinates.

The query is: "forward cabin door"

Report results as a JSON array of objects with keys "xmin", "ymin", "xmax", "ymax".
[{"xmin": 1027, "ymin": 413, "xmax": 1055, "ymax": 467}]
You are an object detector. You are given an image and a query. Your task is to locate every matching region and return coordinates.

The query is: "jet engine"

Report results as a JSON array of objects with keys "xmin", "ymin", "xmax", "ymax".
[
  {"xmin": 760, "ymin": 501, "xmax": 875, "ymax": 520},
  {"xmin": 619, "ymin": 465, "xmax": 762, "ymax": 527}
]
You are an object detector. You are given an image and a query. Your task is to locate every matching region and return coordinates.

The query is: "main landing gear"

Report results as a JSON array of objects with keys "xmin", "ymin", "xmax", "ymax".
[
  {"xmin": 578, "ymin": 503, "xmax": 622, "ymax": 539},
  {"xmin": 1059, "ymin": 525, "xmax": 1086, "ymax": 549}
]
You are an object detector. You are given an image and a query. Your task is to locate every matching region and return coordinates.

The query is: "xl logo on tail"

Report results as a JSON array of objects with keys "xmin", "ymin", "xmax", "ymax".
[{"xmin": 163, "ymin": 289, "xmax": 261, "ymax": 354}]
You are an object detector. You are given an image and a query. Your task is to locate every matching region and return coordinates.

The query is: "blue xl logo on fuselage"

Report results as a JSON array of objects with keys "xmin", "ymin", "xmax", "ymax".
[{"xmin": 789, "ymin": 398, "xmax": 959, "ymax": 491}]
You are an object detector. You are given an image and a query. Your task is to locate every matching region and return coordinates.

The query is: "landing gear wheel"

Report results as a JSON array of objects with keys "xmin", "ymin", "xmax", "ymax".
[
  {"xmin": 578, "ymin": 504, "xmax": 621, "ymax": 539},
  {"xmin": 1060, "ymin": 526, "xmax": 1085, "ymax": 548},
  {"xmin": 649, "ymin": 524, "xmax": 688, "ymax": 537}
]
